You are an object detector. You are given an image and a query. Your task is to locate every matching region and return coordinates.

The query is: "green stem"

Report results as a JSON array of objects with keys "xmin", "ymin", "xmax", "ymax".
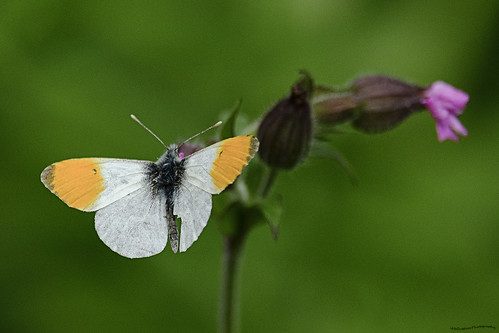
[
  {"xmin": 219, "ymin": 164, "xmax": 278, "ymax": 332},
  {"xmin": 219, "ymin": 228, "xmax": 248, "ymax": 333}
]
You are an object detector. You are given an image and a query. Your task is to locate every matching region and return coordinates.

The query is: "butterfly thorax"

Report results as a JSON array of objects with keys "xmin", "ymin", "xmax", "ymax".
[{"xmin": 147, "ymin": 144, "xmax": 185, "ymax": 204}]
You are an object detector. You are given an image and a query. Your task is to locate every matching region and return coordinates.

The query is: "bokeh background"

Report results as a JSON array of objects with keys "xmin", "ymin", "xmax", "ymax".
[{"xmin": 2, "ymin": 0, "xmax": 499, "ymax": 332}]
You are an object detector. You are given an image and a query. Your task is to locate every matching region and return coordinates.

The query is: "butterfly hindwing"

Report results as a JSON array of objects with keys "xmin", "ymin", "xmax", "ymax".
[
  {"xmin": 95, "ymin": 186, "xmax": 169, "ymax": 259},
  {"xmin": 173, "ymin": 180, "xmax": 212, "ymax": 252}
]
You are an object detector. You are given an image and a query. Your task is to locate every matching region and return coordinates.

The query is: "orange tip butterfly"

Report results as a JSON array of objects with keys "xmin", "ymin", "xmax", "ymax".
[{"xmin": 41, "ymin": 115, "xmax": 259, "ymax": 259}]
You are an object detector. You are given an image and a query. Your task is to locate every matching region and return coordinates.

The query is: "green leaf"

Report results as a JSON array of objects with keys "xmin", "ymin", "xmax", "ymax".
[
  {"xmin": 310, "ymin": 141, "xmax": 358, "ymax": 185},
  {"xmin": 258, "ymin": 194, "xmax": 283, "ymax": 240},
  {"xmin": 220, "ymin": 98, "xmax": 242, "ymax": 140},
  {"xmin": 241, "ymin": 157, "xmax": 266, "ymax": 199}
]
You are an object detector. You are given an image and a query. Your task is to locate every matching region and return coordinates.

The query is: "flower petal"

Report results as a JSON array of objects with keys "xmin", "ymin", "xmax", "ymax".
[
  {"xmin": 422, "ymin": 81, "xmax": 469, "ymax": 142},
  {"xmin": 436, "ymin": 121, "xmax": 459, "ymax": 142},
  {"xmin": 428, "ymin": 81, "xmax": 469, "ymax": 110},
  {"xmin": 449, "ymin": 116, "xmax": 468, "ymax": 137}
]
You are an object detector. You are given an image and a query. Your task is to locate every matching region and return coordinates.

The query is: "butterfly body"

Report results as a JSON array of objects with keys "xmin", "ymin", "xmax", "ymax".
[
  {"xmin": 41, "ymin": 135, "xmax": 259, "ymax": 259},
  {"xmin": 148, "ymin": 144, "xmax": 185, "ymax": 202}
]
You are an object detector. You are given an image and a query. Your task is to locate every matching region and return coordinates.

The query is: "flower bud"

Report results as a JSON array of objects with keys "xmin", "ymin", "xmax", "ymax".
[
  {"xmin": 257, "ymin": 78, "xmax": 313, "ymax": 170},
  {"xmin": 350, "ymin": 75, "xmax": 425, "ymax": 133},
  {"xmin": 314, "ymin": 92, "xmax": 358, "ymax": 125},
  {"xmin": 313, "ymin": 75, "xmax": 469, "ymax": 142},
  {"xmin": 314, "ymin": 75, "xmax": 425, "ymax": 133}
]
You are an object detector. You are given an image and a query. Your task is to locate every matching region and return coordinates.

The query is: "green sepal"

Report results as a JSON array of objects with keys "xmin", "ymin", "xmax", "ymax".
[{"xmin": 296, "ymin": 69, "xmax": 315, "ymax": 97}]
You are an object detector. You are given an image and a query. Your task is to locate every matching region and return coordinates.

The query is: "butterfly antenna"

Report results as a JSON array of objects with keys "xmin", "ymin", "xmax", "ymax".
[
  {"xmin": 180, "ymin": 121, "xmax": 222, "ymax": 146},
  {"xmin": 130, "ymin": 114, "xmax": 167, "ymax": 148}
]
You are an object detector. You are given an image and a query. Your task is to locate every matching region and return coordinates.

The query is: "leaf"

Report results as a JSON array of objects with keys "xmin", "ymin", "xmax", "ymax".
[
  {"xmin": 220, "ymin": 98, "xmax": 242, "ymax": 140},
  {"xmin": 258, "ymin": 194, "xmax": 283, "ymax": 241},
  {"xmin": 310, "ymin": 141, "xmax": 357, "ymax": 185}
]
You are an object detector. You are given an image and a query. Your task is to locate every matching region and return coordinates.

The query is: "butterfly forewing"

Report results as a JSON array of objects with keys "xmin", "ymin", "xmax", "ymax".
[
  {"xmin": 41, "ymin": 158, "xmax": 149, "ymax": 212},
  {"xmin": 183, "ymin": 135, "xmax": 259, "ymax": 194}
]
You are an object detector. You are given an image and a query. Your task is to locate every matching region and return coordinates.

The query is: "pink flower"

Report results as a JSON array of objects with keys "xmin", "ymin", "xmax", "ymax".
[{"xmin": 422, "ymin": 81, "xmax": 469, "ymax": 142}]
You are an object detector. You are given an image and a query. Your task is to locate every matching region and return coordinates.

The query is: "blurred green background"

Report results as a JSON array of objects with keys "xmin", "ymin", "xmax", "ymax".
[{"xmin": 2, "ymin": 0, "xmax": 498, "ymax": 332}]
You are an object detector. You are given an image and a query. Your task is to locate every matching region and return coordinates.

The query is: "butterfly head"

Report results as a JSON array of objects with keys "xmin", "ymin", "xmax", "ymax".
[{"xmin": 156, "ymin": 144, "xmax": 182, "ymax": 165}]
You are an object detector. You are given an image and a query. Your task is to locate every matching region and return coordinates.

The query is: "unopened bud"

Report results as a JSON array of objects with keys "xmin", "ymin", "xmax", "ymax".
[
  {"xmin": 350, "ymin": 76, "xmax": 425, "ymax": 133},
  {"xmin": 314, "ymin": 92, "xmax": 358, "ymax": 125},
  {"xmin": 314, "ymin": 75, "xmax": 426, "ymax": 133},
  {"xmin": 257, "ymin": 77, "xmax": 313, "ymax": 170}
]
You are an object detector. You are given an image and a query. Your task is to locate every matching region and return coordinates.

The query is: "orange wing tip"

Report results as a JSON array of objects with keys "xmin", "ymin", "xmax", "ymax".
[
  {"xmin": 41, "ymin": 164, "xmax": 56, "ymax": 191},
  {"xmin": 41, "ymin": 159, "xmax": 105, "ymax": 211},
  {"xmin": 211, "ymin": 135, "xmax": 259, "ymax": 191},
  {"xmin": 248, "ymin": 136, "xmax": 259, "ymax": 159}
]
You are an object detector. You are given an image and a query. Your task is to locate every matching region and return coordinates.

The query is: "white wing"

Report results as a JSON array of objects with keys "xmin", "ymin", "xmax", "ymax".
[
  {"xmin": 173, "ymin": 136, "xmax": 258, "ymax": 252},
  {"xmin": 183, "ymin": 135, "xmax": 259, "ymax": 194},
  {"xmin": 95, "ymin": 187, "xmax": 168, "ymax": 259},
  {"xmin": 41, "ymin": 158, "xmax": 150, "ymax": 212},
  {"xmin": 91, "ymin": 159, "xmax": 150, "ymax": 211},
  {"xmin": 173, "ymin": 180, "xmax": 212, "ymax": 252},
  {"xmin": 182, "ymin": 144, "xmax": 221, "ymax": 194}
]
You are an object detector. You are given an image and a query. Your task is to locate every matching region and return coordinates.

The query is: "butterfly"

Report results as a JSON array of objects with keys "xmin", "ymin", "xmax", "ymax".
[{"xmin": 41, "ymin": 116, "xmax": 259, "ymax": 259}]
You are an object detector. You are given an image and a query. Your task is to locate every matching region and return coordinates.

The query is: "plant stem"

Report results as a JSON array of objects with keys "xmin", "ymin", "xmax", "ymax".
[{"xmin": 219, "ymin": 229, "xmax": 248, "ymax": 333}]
